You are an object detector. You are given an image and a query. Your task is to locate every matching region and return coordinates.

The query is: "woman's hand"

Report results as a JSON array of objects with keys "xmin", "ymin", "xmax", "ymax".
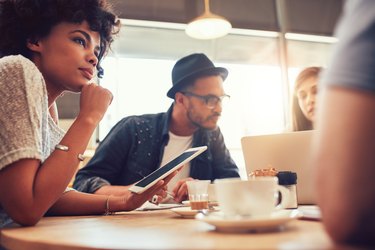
[
  {"xmin": 122, "ymin": 171, "xmax": 178, "ymax": 211},
  {"xmin": 78, "ymin": 83, "xmax": 113, "ymax": 125}
]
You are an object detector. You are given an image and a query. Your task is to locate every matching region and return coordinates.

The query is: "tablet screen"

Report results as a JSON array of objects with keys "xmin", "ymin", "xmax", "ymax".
[{"xmin": 134, "ymin": 150, "xmax": 197, "ymax": 188}]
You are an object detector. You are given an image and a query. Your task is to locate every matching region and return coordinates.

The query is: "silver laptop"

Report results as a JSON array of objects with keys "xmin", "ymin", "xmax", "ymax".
[{"xmin": 241, "ymin": 130, "xmax": 316, "ymax": 205}]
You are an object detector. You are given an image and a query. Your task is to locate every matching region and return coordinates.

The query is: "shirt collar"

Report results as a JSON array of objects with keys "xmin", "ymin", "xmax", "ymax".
[{"xmin": 161, "ymin": 104, "xmax": 174, "ymax": 140}]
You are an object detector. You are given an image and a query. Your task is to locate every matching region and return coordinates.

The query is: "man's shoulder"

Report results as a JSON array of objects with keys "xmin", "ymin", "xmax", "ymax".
[{"xmin": 115, "ymin": 111, "xmax": 167, "ymax": 127}]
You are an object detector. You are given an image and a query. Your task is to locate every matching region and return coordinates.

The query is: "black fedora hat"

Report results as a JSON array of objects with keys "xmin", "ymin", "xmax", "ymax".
[{"xmin": 167, "ymin": 53, "xmax": 228, "ymax": 98}]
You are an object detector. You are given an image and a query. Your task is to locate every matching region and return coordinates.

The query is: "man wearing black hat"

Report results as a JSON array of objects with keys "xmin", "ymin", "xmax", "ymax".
[{"xmin": 73, "ymin": 53, "xmax": 239, "ymax": 203}]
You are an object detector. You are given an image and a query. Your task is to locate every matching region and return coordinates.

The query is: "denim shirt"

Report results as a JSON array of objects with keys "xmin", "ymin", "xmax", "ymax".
[{"xmin": 73, "ymin": 105, "xmax": 239, "ymax": 193}]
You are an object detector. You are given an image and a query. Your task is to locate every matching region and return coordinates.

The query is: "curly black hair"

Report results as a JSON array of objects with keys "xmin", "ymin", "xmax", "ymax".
[{"xmin": 0, "ymin": 0, "xmax": 120, "ymax": 78}]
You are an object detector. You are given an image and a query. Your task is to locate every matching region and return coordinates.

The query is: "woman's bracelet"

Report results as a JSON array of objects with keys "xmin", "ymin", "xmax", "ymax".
[
  {"xmin": 104, "ymin": 195, "xmax": 114, "ymax": 215},
  {"xmin": 55, "ymin": 144, "xmax": 69, "ymax": 151},
  {"xmin": 54, "ymin": 144, "xmax": 85, "ymax": 161}
]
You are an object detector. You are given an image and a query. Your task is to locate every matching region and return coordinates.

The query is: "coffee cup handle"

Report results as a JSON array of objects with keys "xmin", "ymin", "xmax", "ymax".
[{"xmin": 275, "ymin": 185, "xmax": 290, "ymax": 209}]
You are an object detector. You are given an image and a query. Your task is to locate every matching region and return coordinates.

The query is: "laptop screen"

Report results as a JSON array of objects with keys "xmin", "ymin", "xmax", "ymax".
[{"xmin": 241, "ymin": 130, "xmax": 316, "ymax": 205}]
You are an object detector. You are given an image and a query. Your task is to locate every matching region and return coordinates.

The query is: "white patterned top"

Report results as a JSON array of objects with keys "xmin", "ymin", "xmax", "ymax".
[{"xmin": 0, "ymin": 55, "xmax": 65, "ymax": 227}]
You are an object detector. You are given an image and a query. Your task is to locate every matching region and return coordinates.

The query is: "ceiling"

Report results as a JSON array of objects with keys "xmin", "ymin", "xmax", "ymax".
[{"xmin": 108, "ymin": 0, "xmax": 344, "ymax": 36}]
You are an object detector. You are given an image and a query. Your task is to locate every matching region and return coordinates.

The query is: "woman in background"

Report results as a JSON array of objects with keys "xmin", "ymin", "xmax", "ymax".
[
  {"xmin": 0, "ymin": 0, "xmax": 170, "ymax": 228},
  {"xmin": 291, "ymin": 66, "xmax": 322, "ymax": 131}
]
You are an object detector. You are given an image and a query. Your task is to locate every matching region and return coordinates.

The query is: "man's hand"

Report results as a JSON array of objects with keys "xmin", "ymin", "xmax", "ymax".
[{"xmin": 171, "ymin": 177, "xmax": 194, "ymax": 203}]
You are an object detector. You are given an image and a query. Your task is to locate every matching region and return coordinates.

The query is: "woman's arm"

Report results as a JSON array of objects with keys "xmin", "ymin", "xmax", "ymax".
[
  {"xmin": 0, "ymin": 84, "xmax": 112, "ymax": 226},
  {"xmin": 47, "ymin": 177, "xmax": 173, "ymax": 215}
]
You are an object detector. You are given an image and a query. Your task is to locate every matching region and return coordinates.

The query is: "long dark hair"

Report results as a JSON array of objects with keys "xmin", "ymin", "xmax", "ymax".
[
  {"xmin": 0, "ymin": 0, "xmax": 120, "ymax": 78},
  {"xmin": 291, "ymin": 66, "xmax": 322, "ymax": 131}
]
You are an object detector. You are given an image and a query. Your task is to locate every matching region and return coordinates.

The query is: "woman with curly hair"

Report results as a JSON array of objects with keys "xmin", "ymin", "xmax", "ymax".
[
  {"xmin": 0, "ymin": 0, "xmax": 172, "ymax": 228},
  {"xmin": 291, "ymin": 66, "xmax": 322, "ymax": 131}
]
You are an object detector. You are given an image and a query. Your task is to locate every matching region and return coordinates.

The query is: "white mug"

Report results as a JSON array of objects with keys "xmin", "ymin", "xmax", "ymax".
[
  {"xmin": 214, "ymin": 177, "xmax": 289, "ymax": 218},
  {"xmin": 207, "ymin": 183, "xmax": 217, "ymax": 202}
]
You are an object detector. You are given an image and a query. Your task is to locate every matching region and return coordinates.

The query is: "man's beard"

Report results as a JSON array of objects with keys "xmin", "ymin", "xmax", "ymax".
[{"xmin": 187, "ymin": 110, "xmax": 220, "ymax": 130}]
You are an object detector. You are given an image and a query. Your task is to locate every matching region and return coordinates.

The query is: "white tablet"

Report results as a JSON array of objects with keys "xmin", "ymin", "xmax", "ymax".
[{"xmin": 129, "ymin": 146, "xmax": 207, "ymax": 194}]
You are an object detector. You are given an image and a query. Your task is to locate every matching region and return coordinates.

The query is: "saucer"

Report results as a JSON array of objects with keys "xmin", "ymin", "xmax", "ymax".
[
  {"xmin": 171, "ymin": 206, "xmax": 219, "ymax": 218},
  {"xmin": 171, "ymin": 207, "xmax": 201, "ymax": 218},
  {"xmin": 182, "ymin": 200, "xmax": 219, "ymax": 207},
  {"xmin": 196, "ymin": 209, "xmax": 302, "ymax": 233}
]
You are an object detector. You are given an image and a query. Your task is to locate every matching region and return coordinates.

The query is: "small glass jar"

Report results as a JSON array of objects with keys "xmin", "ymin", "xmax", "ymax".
[{"xmin": 276, "ymin": 171, "xmax": 298, "ymax": 209}]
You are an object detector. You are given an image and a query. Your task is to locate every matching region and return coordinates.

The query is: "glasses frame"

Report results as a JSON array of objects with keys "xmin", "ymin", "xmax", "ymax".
[{"xmin": 181, "ymin": 91, "xmax": 230, "ymax": 109}]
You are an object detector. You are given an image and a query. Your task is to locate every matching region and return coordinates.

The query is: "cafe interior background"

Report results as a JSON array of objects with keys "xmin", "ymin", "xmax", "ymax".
[{"xmin": 57, "ymin": 0, "xmax": 343, "ymax": 179}]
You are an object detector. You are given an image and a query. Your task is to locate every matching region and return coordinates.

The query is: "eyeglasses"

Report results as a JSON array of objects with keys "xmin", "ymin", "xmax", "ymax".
[{"xmin": 181, "ymin": 91, "xmax": 230, "ymax": 109}]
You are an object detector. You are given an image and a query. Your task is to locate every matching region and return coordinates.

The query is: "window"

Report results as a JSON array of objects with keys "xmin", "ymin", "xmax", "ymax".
[{"xmin": 95, "ymin": 20, "xmax": 335, "ymax": 179}]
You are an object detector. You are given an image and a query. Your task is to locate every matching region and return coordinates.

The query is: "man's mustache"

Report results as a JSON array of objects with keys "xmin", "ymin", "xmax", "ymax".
[{"xmin": 208, "ymin": 112, "xmax": 221, "ymax": 119}]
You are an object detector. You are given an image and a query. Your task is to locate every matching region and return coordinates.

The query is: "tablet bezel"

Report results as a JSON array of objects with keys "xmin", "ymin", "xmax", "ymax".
[{"xmin": 129, "ymin": 146, "xmax": 207, "ymax": 194}]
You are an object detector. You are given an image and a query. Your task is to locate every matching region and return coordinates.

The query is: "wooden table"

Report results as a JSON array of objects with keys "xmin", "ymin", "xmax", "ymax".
[{"xmin": 0, "ymin": 209, "xmax": 362, "ymax": 250}]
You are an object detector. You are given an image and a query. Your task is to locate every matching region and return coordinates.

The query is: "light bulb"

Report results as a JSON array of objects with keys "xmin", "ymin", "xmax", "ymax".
[{"xmin": 186, "ymin": 15, "xmax": 232, "ymax": 40}]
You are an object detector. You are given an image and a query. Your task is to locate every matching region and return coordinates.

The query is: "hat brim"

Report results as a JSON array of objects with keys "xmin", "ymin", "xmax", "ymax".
[{"xmin": 167, "ymin": 67, "xmax": 228, "ymax": 98}]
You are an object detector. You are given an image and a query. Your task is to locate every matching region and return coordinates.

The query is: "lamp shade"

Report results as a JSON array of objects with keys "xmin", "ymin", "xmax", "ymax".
[{"xmin": 186, "ymin": 12, "xmax": 232, "ymax": 40}]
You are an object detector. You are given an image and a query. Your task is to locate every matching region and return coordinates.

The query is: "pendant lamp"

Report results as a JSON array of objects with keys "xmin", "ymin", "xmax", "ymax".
[{"xmin": 185, "ymin": 0, "xmax": 232, "ymax": 40}]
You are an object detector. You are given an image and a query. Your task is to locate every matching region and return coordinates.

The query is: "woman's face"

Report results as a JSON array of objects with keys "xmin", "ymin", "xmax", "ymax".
[
  {"xmin": 296, "ymin": 77, "xmax": 317, "ymax": 122},
  {"xmin": 29, "ymin": 21, "xmax": 101, "ymax": 94}
]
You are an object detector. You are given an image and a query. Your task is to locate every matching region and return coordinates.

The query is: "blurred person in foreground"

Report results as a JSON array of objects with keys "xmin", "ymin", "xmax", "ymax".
[{"xmin": 313, "ymin": 0, "xmax": 375, "ymax": 246}]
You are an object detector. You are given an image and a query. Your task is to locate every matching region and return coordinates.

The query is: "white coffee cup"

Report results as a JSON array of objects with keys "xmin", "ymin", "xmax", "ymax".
[
  {"xmin": 207, "ymin": 183, "xmax": 217, "ymax": 202},
  {"xmin": 214, "ymin": 177, "xmax": 289, "ymax": 218}
]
